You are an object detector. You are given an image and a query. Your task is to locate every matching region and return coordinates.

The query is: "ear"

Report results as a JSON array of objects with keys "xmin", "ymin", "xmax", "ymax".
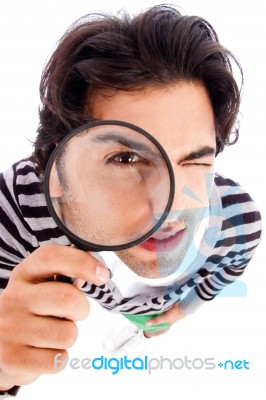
[{"xmin": 49, "ymin": 162, "xmax": 63, "ymax": 197}]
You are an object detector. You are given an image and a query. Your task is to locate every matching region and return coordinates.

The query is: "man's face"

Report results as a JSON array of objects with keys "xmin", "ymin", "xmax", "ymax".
[
  {"xmin": 88, "ymin": 81, "xmax": 216, "ymax": 278},
  {"xmin": 50, "ymin": 81, "xmax": 216, "ymax": 278}
]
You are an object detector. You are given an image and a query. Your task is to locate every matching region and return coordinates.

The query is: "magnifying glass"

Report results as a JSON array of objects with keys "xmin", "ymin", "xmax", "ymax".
[{"xmin": 44, "ymin": 120, "xmax": 175, "ymax": 281}]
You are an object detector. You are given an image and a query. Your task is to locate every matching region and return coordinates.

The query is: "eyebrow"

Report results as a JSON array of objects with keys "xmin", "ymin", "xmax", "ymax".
[
  {"xmin": 90, "ymin": 133, "xmax": 215, "ymax": 162},
  {"xmin": 91, "ymin": 133, "xmax": 159, "ymax": 157},
  {"xmin": 179, "ymin": 146, "xmax": 216, "ymax": 163}
]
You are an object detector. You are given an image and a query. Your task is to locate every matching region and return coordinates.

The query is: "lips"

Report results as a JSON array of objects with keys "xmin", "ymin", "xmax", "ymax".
[
  {"xmin": 139, "ymin": 228, "xmax": 186, "ymax": 253},
  {"xmin": 151, "ymin": 229, "xmax": 181, "ymax": 240}
]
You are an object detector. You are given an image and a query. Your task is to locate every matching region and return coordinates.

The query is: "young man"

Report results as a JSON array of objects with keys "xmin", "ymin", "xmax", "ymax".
[{"xmin": 0, "ymin": 4, "xmax": 262, "ymax": 397}]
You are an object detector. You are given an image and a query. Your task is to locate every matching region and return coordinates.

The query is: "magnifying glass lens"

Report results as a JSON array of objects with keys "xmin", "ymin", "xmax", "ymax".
[{"xmin": 45, "ymin": 121, "xmax": 174, "ymax": 250}]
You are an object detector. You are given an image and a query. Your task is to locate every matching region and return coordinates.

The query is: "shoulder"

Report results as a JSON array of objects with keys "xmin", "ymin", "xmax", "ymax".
[
  {"xmin": 212, "ymin": 172, "xmax": 262, "ymax": 255},
  {"xmin": 1, "ymin": 155, "xmax": 41, "ymax": 186},
  {"xmin": 12, "ymin": 155, "xmax": 42, "ymax": 188},
  {"xmin": 0, "ymin": 156, "xmax": 69, "ymax": 246},
  {"xmin": 214, "ymin": 172, "xmax": 261, "ymax": 219},
  {"xmin": 1, "ymin": 156, "xmax": 43, "ymax": 210}
]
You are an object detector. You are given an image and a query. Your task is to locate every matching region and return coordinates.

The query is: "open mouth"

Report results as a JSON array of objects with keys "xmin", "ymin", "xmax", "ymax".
[{"xmin": 139, "ymin": 228, "xmax": 186, "ymax": 254}]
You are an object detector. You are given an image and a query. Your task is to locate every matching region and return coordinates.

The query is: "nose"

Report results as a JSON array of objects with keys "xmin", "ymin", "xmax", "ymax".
[
  {"xmin": 153, "ymin": 183, "xmax": 187, "ymax": 231},
  {"xmin": 157, "ymin": 170, "xmax": 187, "ymax": 230},
  {"xmin": 152, "ymin": 167, "xmax": 188, "ymax": 229},
  {"xmin": 168, "ymin": 173, "xmax": 187, "ymax": 215}
]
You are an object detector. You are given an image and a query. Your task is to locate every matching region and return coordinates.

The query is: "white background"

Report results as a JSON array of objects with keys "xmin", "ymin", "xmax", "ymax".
[{"xmin": 0, "ymin": 1, "xmax": 265, "ymax": 399}]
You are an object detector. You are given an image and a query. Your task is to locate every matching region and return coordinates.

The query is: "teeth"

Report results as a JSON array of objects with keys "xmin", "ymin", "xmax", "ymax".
[{"xmin": 152, "ymin": 231, "xmax": 179, "ymax": 240}]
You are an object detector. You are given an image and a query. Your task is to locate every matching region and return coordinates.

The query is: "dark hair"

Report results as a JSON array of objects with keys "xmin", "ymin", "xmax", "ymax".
[{"xmin": 33, "ymin": 4, "xmax": 243, "ymax": 175}]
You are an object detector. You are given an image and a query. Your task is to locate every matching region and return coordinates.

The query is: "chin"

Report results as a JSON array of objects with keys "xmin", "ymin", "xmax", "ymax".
[{"xmin": 115, "ymin": 245, "xmax": 186, "ymax": 279}]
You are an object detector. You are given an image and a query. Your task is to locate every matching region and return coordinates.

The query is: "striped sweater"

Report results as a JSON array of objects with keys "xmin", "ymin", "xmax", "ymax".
[{"xmin": 0, "ymin": 157, "xmax": 262, "ymax": 315}]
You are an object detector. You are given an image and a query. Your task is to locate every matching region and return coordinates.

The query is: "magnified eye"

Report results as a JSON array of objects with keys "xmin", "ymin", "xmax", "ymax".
[
  {"xmin": 106, "ymin": 151, "xmax": 149, "ymax": 167},
  {"xmin": 45, "ymin": 120, "xmax": 175, "ymax": 249}
]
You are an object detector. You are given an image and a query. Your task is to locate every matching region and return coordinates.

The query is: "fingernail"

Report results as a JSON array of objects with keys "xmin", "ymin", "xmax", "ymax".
[
  {"xmin": 146, "ymin": 320, "xmax": 153, "ymax": 326},
  {"xmin": 73, "ymin": 279, "xmax": 87, "ymax": 289},
  {"xmin": 96, "ymin": 265, "xmax": 110, "ymax": 284}
]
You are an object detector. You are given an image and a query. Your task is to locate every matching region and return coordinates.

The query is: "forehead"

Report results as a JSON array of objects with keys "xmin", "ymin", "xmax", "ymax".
[{"xmin": 89, "ymin": 82, "xmax": 216, "ymax": 155}]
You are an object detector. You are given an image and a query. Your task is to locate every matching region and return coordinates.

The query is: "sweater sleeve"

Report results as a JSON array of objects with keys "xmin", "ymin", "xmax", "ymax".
[
  {"xmin": 178, "ymin": 250, "xmax": 256, "ymax": 315},
  {"xmin": 0, "ymin": 159, "xmax": 39, "ymax": 290},
  {"xmin": 178, "ymin": 189, "xmax": 262, "ymax": 315},
  {"xmin": 0, "ymin": 157, "xmax": 71, "ymax": 292}
]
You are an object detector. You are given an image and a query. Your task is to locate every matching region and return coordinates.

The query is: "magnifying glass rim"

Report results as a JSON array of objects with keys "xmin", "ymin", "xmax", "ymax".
[{"xmin": 44, "ymin": 119, "xmax": 175, "ymax": 252}]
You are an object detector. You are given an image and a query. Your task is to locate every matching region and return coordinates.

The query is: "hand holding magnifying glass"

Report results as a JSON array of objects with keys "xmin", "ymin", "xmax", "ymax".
[{"xmin": 0, "ymin": 120, "xmax": 175, "ymax": 391}]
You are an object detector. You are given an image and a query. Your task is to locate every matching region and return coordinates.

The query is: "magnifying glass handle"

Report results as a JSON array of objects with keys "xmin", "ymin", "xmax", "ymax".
[{"xmin": 56, "ymin": 275, "xmax": 75, "ymax": 284}]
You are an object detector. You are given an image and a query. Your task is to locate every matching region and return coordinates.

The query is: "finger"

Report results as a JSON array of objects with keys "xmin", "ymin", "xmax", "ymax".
[
  {"xmin": 2, "ymin": 346, "xmax": 69, "ymax": 377},
  {"xmin": 14, "ymin": 315, "xmax": 78, "ymax": 350},
  {"xmin": 24, "ymin": 281, "xmax": 90, "ymax": 321},
  {"xmin": 146, "ymin": 305, "xmax": 183, "ymax": 326},
  {"xmin": 73, "ymin": 278, "xmax": 87, "ymax": 289},
  {"xmin": 146, "ymin": 315, "xmax": 170, "ymax": 329},
  {"xmin": 14, "ymin": 244, "xmax": 110, "ymax": 286},
  {"xmin": 144, "ymin": 327, "xmax": 170, "ymax": 338}
]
